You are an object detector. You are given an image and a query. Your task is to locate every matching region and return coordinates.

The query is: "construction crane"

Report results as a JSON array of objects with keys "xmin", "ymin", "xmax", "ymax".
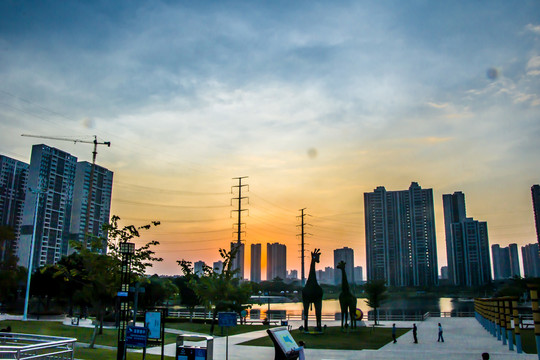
[{"xmin": 21, "ymin": 134, "xmax": 111, "ymax": 249}]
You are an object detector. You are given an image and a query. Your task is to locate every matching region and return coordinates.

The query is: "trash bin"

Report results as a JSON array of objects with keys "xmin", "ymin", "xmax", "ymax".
[{"xmin": 176, "ymin": 334, "xmax": 213, "ymax": 360}]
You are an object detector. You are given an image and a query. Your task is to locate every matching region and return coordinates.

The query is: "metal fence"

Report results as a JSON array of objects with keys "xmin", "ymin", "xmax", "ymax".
[
  {"xmin": 367, "ymin": 311, "xmax": 475, "ymax": 321},
  {"xmin": 0, "ymin": 333, "xmax": 76, "ymax": 360}
]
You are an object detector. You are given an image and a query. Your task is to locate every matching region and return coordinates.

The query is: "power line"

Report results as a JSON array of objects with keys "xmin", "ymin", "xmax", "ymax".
[
  {"xmin": 114, "ymin": 198, "xmax": 230, "ymax": 209},
  {"xmin": 115, "ymin": 181, "xmax": 229, "ymax": 195}
]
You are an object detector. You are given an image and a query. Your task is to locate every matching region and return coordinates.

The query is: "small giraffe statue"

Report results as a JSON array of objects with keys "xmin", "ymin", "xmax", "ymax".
[
  {"xmin": 302, "ymin": 248, "xmax": 323, "ymax": 332},
  {"xmin": 337, "ymin": 260, "xmax": 357, "ymax": 330}
]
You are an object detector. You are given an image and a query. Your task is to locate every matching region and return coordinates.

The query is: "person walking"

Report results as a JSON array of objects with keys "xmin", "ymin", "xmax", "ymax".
[
  {"xmin": 437, "ymin": 323, "xmax": 444, "ymax": 342},
  {"xmin": 392, "ymin": 323, "xmax": 397, "ymax": 343},
  {"xmin": 412, "ymin": 323, "xmax": 418, "ymax": 343}
]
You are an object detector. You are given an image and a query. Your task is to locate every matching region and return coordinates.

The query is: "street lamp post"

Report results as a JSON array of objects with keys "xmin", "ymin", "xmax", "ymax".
[{"xmin": 23, "ymin": 187, "xmax": 44, "ymax": 321}]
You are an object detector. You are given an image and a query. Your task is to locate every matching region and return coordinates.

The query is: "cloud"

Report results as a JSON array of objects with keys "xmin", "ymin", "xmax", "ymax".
[
  {"xmin": 527, "ymin": 56, "xmax": 540, "ymax": 70},
  {"xmin": 427, "ymin": 102, "xmax": 449, "ymax": 109},
  {"xmin": 525, "ymin": 23, "xmax": 540, "ymax": 35}
]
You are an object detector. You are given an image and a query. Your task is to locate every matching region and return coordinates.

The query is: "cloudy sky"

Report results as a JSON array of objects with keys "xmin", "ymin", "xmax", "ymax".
[{"xmin": 1, "ymin": 1, "xmax": 539, "ymax": 278}]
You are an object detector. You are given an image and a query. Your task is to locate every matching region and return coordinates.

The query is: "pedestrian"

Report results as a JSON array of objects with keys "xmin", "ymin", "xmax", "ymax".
[
  {"xmin": 437, "ymin": 322, "xmax": 444, "ymax": 342},
  {"xmin": 392, "ymin": 323, "xmax": 397, "ymax": 343},
  {"xmin": 481, "ymin": 353, "xmax": 489, "ymax": 360},
  {"xmin": 412, "ymin": 323, "xmax": 418, "ymax": 343}
]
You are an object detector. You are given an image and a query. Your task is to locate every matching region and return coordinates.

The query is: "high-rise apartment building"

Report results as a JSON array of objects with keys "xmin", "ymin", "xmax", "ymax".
[
  {"xmin": 522, "ymin": 243, "xmax": 540, "ymax": 278},
  {"xmin": 316, "ymin": 267, "xmax": 335, "ymax": 285},
  {"xmin": 230, "ymin": 242, "xmax": 245, "ymax": 279},
  {"xmin": 17, "ymin": 145, "xmax": 78, "ymax": 269},
  {"xmin": 194, "ymin": 260, "xmax": 206, "ymax": 275},
  {"xmin": 443, "ymin": 191, "xmax": 491, "ymax": 286},
  {"xmin": 334, "ymin": 247, "xmax": 354, "ymax": 285},
  {"xmin": 250, "ymin": 243, "xmax": 261, "ymax": 283},
  {"xmin": 365, "ymin": 182, "xmax": 438, "ymax": 287},
  {"xmin": 0, "ymin": 155, "xmax": 29, "ymax": 260},
  {"xmin": 213, "ymin": 260, "xmax": 223, "ymax": 274},
  {"xmin": 287, "ymin": 269, "xmax": 298, "ymax": 280},
  {"xmin": 69, "ymin": 161, "xmax": 113, "ymax": 253},
  {"xmin": 266, "ymin": 242, "xmax": 286, "ymax": 281},
  {"xmin": 492, "ymin": 244, "xmax": 520, "ymax": 280},
  {"xmin": 533, "ymin": 185, "xmax": 540, "ymax": 246},
  {"xmin": 354, "ymin": 266, "xmax": 363, "ymax": 284},
  {"xmin": 440, "ymin": 266, "xmax": 449, "ymax": 280},
  {"xmin": 491, "ymin": 244, "xmax": 506, "ymax": 280},
  {"xmin": 508, "ymin": 243, "xmax": 520, "ymax": 277}
]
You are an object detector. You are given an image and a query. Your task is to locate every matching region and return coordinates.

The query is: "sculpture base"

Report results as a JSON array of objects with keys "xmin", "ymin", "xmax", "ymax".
[{"xmin": 303, "ymin": 330, "xmax": 324, "ymax": 335}]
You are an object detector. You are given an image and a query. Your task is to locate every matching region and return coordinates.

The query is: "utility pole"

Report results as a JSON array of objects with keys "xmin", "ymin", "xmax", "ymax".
[
  {"xmin": 231, "ymin": 176, "xmax": 249, "ymax": 279},
  {"xmin": 297, "ymin": 208, "xmax": 311, "ymax": 286}
]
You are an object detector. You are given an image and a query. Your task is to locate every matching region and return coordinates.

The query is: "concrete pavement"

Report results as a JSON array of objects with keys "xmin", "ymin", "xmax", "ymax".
[
  {"xmin": 143, "ymin": 317, "xmax": 538, "ymax": 360},
  {"xmin": 4, "ymin": 313, "xmax": 535, "ymax": 359}
]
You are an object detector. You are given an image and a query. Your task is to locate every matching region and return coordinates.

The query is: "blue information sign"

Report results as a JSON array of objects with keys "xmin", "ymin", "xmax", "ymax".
[
  {"xmin": 125, "ymin": 326, "xmax": 148, "ymax": 348},
  {"xmin": 145, "ymin": 311, "xmax": 162, "ymax": 340},
  {"xmin": 218, "ymin": 312, "xmax": 237, "ymax": 327}
]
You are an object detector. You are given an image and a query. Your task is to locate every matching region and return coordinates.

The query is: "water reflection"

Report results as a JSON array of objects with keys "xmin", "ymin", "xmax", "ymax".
[{"xmin": 249, "ymin": 297, "xmax": 474, "ymax": 318}]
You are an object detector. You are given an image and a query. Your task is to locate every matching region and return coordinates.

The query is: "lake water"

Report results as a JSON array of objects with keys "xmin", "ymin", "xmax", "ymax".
[{"xmin": 249, "ymin": 297, "xmax": 474, "ymax": 318}]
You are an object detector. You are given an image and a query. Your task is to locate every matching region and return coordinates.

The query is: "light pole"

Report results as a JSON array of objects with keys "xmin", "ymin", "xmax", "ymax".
[{"xmin": 23, "ymin": 187, "xmax": 44, "ymax": 321}]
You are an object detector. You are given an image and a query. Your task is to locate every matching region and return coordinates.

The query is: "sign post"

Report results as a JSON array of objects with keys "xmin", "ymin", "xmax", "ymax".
[
  {"xmin": 117, "ymin": 242, "xmax": 135, "ymax": 360},
  {"xmin": 218, "ymin": 312, "xmax": 237, "ymax": 360},
  {"xmin": 126, "ymin": 325, "xmax": 149, "ymax": 359}
]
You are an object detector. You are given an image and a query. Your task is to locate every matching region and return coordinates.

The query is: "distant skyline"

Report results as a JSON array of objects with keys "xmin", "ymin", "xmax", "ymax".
[{"xmin": 1, "ymin": 1, "xmax": 539, "ymax": 276}]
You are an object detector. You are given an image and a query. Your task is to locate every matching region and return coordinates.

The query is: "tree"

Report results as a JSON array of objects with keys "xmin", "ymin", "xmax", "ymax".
[
  {"xmin": 103, "ymin": 215, "xmax": 163, "ymax": 276},
  {"xmin": 179, "ymin": 248, "xmax": 252, "ymax": 334},
  {"xmin": 176, "ymin": 260, "xmax": 201, "ymax": 322},
  {"xmin": 30, "ymin": 265, "xmax": 64, "ymax": 316},
  {"xmin": 0, "ymin": 226, "xmax": 25, "ymax": 310},
  {"xmin": 141, "ymin": 275, "xmax": 178, "ymax": 310},
  {"xmin": 56, "ymin": 215, "xmax": 162, "ymax": 335},
  {"xmin": 363, "ymin": 280, "xmax": 388, "ymax": 325}
]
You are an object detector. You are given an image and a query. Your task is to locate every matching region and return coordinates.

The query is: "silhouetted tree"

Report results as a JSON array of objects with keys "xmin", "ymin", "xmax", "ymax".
[
  {"xmin": 363, "ymin": 280, "xmax": 388, "ymax": 325},
  {"xmin": 179, "ymin": 247, "xmax": 252, "ymax": 334}
]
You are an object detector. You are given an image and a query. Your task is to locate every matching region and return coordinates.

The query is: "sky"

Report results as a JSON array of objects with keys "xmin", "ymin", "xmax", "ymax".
[{"xmin": 1, "ymin": 1, "xmax": 539, "ymax": 279}]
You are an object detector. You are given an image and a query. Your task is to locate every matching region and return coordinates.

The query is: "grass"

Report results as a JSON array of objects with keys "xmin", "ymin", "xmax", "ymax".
[
  {"xmin": 0, "ymin": 320, "xmax": 175, "ymax": 350},
  {"xmin": 515, "ymin": 329, "xmax": 538, "ymax": 354},
  {"xmin": 75, "ymin": 347, "xmax": 172, "ymax": 360},
  {"xmin": 164, "ymin": 322, "xmax": 277, "ymax": 337},
  {"xmin": 239, "ymin": 325, "xmax": 410, "ymax": 350}
]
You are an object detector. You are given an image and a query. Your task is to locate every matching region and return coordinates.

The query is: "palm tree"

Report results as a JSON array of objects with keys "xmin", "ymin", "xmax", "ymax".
[{"xmin": 363, "ymin": 280, "xmax": 388, "ymax": 325}]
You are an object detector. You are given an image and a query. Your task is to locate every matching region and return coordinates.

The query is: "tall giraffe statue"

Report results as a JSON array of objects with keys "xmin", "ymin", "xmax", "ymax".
[
  {"xmin": 337, "ymin": 260, "xmax": 357, "ymax": 330},
  {"xmin": 302, "ymin": 249, "xmax": 323, "ymax": 332}
]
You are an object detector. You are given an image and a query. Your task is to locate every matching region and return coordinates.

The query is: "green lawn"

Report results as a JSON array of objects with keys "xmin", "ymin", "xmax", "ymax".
[
  {"xmin": 0, "ymin": 320, "xmax": 175, "ymax": 348},
  {"xmin": 75, "ymin": 347, "xmax": 172, "ymax": 360},
  {"xmin": 165, "ymin": 322, "xmax": 277, "ymax": 337},
  {"xmin": 514, "ymin": 329, "xmax": 538, "ymax": 354},
  {"xmin": 239, "ymin": 325, "xmax": 410, "ymax": 350}
]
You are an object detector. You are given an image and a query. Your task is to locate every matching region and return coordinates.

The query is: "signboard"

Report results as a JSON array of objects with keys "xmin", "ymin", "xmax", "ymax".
[
  {"xmin": 177, "ymin": 346, "xmax": 207, "ymax": 360},
  {"xmin": 268, "ymin": 328, "xmax": 298, "ymax": 354},
  {"xmin": 218, "ymin": 312, "xmax": 237, "ymax": 327},
  {"xmin": 125, "ymin": 326, "xmax": 148, "ymax": 348},
  {"xmin": 117, "ymin": 291, "xmax": 128, "ymax": 297},
  {"xmin": 145, "ymin": 311, "xmax": 162, "ymax": 340}
]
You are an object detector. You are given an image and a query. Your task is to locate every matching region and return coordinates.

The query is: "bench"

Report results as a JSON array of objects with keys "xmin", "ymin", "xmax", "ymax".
[{"xmin": 246, "ymin": 320, "xmax": 280, "ymax": 325}]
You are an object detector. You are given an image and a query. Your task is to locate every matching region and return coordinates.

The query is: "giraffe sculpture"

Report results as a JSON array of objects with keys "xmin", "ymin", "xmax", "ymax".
[
  {"xmin": 337, "ymin": 260, "xmax": 357, "ymax": 330},
  {"xmin": 302, "ymin": 248, "xmax": 323, "ymax": 332}
]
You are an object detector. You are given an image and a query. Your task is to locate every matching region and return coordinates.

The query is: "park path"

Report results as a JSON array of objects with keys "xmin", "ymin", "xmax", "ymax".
[{"xmin": 143, "ymin": 317, "xmax": 538, "ymax": 360}]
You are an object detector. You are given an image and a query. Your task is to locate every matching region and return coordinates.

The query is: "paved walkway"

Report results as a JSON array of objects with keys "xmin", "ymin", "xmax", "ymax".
[
  {"xmin": 3, "ymin": 314, "xmax": 537, "ymax": 359},
  {"xmin": 143, "ymin": 317, "xmax": 538, "ymax": 360}
]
